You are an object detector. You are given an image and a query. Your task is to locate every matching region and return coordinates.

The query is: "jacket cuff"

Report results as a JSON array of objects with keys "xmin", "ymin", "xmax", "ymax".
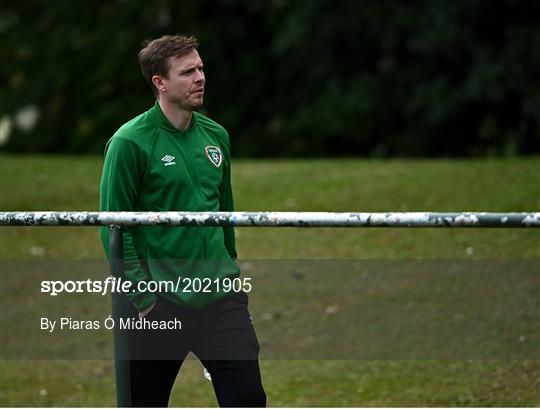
[{"xmin": 128, "ymin": 291, "xmax": 157, "ymax": 312}]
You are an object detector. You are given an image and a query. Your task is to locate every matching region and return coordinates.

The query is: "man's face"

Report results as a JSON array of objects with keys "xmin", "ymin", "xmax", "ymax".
[{"xmin": 157, "ymin": 49, "xmax": 205, "ymax": 110}]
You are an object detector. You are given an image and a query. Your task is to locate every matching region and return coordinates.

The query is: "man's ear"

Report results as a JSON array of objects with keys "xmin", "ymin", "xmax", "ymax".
[{"xmin": 152, "ymin": 75, "xmax": 167, "ymax": 93}]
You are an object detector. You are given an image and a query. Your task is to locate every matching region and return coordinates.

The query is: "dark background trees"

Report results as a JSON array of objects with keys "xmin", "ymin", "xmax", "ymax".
[{"xmin": 1, "ymin": 0, "xmax": 539, "ymax": 157}]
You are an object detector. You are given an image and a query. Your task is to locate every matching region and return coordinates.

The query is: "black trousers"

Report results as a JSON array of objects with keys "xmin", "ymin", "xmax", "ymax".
[{"xmin": 126, "ymin": 292, "xmax": 266, "ymax": 407}]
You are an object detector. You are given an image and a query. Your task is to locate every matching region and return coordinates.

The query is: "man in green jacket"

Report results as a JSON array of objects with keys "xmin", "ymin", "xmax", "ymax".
[{"xmin": 100, "ymin": 34, "xmax": 265, "ymax": 407}]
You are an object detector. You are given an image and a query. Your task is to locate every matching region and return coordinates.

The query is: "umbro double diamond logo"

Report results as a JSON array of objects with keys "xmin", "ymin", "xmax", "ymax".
[{"xmin": 161, "ymin": 155, "xmax": 176, "ymax": 166}]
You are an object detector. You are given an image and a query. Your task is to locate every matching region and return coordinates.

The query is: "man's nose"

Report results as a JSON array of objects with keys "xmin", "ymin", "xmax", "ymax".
[{"xmin": 195, "ymin": 70, "xmax": 205, "ymax": 83}]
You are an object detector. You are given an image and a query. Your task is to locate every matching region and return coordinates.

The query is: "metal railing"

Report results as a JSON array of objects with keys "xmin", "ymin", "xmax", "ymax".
[{"xmin": 1, "ymin": 211, "xmax": 539, "ymax": 227}]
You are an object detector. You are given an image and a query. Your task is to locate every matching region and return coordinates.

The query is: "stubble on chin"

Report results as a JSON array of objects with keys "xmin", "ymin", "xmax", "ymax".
[
  {"xmin": 190, "ymin": 96, "xmax": 204, "ymax": 110},
  {"xmin": 169, "ymin": 95, "xmax": 204, "ymax": 111}
]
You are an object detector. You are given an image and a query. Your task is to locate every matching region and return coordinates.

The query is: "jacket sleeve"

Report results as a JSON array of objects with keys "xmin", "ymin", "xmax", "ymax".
[
  {"xmin": 219, "ymin": 134, "xmax": 238, "ymax": 260},
  {"xmin": 99, "ymin": 137, "xmax": 157, "ymax": 311}
]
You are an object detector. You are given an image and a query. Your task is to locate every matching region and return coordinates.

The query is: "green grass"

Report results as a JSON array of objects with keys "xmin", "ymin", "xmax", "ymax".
[{"xmin": 1, "ymin": 154, "xmax": 539, "ymax": 406}]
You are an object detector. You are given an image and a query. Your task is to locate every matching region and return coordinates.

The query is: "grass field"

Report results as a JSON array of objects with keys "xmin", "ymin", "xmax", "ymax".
[{"xmin": 0, "ymin": 154, "xmax": 539, "ymax": 406}]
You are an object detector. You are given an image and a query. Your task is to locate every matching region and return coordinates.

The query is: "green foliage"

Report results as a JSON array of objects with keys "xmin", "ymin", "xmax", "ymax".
[{"xmin": 1, "ymin": 1, "xmax": 539, "ymax": 156}]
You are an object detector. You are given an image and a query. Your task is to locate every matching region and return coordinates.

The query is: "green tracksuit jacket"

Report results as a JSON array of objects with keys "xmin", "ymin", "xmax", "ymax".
[{"xmin": 100, "ymin": 101, "xmax": 239, "ymax": 310}]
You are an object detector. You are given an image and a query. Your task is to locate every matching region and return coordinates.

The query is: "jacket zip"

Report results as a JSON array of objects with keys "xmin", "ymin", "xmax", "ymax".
[{"xmin": 181, "ymin": 132, "xmax": 210, "ymax": 275}]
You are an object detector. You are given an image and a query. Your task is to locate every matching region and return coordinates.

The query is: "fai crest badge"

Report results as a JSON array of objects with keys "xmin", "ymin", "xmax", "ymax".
[{"xmin": 205, "ymin": 146, "xmax": 223, "ymax": 168}]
